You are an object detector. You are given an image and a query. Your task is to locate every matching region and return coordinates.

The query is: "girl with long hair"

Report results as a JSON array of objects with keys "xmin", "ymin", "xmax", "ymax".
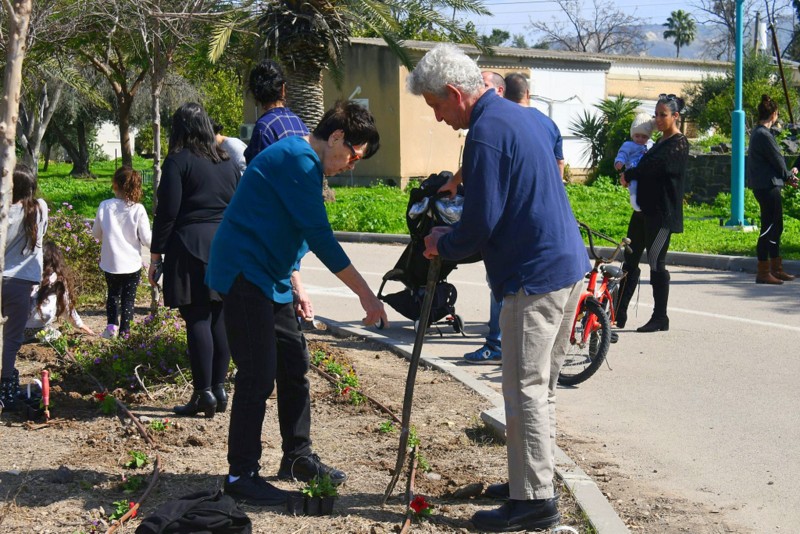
[{"xmin": 1, "ymin": 165, "xmax": 49, "ymax": 411}]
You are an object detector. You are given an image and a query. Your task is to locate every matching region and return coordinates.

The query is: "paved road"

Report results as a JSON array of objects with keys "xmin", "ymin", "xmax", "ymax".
[{"xmin": 299, "ymin": 241, "xmax": 800, "ymax": 532}]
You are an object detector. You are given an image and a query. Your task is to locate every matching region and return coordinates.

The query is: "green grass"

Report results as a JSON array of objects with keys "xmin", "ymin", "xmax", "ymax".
[
  {"xmin": 38, "ymin": 157, "xmax": 155, "ymax": 218},
  {"xmin": 36, "ymin": 160, "xmax": 800, "ymax": 260}
]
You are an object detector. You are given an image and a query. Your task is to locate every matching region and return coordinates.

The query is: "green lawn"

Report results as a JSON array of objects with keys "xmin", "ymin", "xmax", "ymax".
[{"xmin": 35, "ymin": 162, "xmax": 800, "ymax": 260}]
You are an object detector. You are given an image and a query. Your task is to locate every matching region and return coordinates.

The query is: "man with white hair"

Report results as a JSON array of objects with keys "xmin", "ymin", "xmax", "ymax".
[{"xmin": 409, "ymin": 43, "xmax": 590, "ymax": 532}]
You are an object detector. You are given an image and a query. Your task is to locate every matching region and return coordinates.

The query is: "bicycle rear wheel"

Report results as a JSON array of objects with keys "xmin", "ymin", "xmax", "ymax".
[{"xmin": 559, "ymin": 297, "xmax": 611, "ymax": 386}]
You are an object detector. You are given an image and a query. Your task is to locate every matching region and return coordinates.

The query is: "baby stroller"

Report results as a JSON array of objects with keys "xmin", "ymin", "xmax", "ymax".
[{"xmin": 376, "ymin": 171, "xmax": 471, "ymax": 335}]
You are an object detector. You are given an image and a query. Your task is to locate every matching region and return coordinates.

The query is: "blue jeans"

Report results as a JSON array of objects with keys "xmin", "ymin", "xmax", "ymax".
[{"xmin": 487, "ymin": 292, "xmax": 502, "ymax": 349}]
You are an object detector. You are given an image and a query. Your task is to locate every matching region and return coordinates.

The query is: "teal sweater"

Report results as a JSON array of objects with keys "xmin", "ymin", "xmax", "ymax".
[{"xmin": 207, "ymin": 136, "xmax": 350, "ymax": 303}]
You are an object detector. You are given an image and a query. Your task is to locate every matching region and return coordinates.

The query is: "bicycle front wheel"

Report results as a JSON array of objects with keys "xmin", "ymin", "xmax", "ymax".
[{"xmin": 559, "ymin": 298, "xmax": 611, "ymax": 386}]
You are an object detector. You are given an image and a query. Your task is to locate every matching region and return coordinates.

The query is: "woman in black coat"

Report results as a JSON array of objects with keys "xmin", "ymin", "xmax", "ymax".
[
  {"xmin": 617, "ymin": 94, "xmax": 689, "ymax": 333},
  {"xmin": 149, "ymin": 103, "xmax": 241, "ymax": 417},
  {"xmin": 747, "ymin": 94, "xmax": 798, "ymax": 284}
]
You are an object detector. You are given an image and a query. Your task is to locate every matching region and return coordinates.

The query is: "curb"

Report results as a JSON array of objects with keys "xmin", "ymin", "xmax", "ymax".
[
  {"xmin": 334, "ymin": 231, "xmax": 800, "ymax": 275},
  {"xmin": 319, "ymin": 317, "xmax": 630, "ymax": 534}
]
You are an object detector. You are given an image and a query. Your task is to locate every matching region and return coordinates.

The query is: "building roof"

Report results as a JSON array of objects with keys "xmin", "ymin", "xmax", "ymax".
[{"xmin": 349, "ymin": 37, "xmax": 732, "ymax": 69}]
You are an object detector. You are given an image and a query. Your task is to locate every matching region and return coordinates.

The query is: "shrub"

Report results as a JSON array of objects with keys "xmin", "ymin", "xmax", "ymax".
[
  {"xmin": 46, "ymin": 203, "xmax": 105, "ymax": 302},
  {"xmin": 72, "ymin": 306, "xmax": 189, "ymax": 390}
]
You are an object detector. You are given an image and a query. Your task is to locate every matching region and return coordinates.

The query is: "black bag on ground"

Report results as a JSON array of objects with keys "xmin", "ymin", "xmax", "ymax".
[{"xmin": 135, "ymin": 489, "xmax": 251, "ymax": 534}]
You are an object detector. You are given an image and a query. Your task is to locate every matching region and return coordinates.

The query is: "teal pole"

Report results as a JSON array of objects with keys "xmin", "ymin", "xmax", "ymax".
[{"xmin": 727, "ymin": 0, "xmax": 746, "ymax": 226}]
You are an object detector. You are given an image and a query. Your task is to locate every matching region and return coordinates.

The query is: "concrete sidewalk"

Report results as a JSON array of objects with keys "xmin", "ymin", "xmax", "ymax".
[{"xmin": 323, "ymin": 232, "xmax": 800, "ymax": 533}]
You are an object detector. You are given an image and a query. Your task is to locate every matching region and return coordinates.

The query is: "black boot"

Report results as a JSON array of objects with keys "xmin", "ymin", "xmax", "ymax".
[
  {"xmin": 0, "ymin": 369, "xmax": 21, "ymax": 412},
  {"xmin": 614, "ymin": 265, "xmax": 640, "ymax": 328},
  {"xmin": 173, "ymin": 388, "xmax": 217, "ymax": 418},
  {"xmin": 637, "ymin": 270, "xmax": 670, "ymax": 333},
  {"xmin": 212, "ymin": 383, "xmax": 228, "ymax": 413}
]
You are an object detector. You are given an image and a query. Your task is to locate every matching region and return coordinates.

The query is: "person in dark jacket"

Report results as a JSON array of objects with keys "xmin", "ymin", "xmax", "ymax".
[
  {"xmin": 618, "ymin": 94, "xmax": 689, "ymax": 333},
  {"xmin": 148, "ymin": 102, "xmax": 241, "ymax": 418},
  {"xmin": 411, "ymin": 43, "xmax": 590, "ymax": 533},
  {"xmin": 747, "ymin": 94, "xmax": 798, "ymax": 284}
]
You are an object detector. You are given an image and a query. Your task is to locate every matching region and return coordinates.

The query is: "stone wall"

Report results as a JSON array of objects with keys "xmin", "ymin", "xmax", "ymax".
[{"xmin": 686, "ymin": 153, "xmax": 799, "ymax": 204}]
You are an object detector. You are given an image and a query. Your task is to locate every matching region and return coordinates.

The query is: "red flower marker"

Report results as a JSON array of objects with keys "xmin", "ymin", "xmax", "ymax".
[
  {"xmin": 129, "ymin": 502, "xmax": 137, "ymax": 518},
  {"xmin": 410, "ymin": 495, "xmax": 430, "ymax": 514},
  {"xmin": 94, "ymin": 392, "xmax": 107, "ymax": 402}
]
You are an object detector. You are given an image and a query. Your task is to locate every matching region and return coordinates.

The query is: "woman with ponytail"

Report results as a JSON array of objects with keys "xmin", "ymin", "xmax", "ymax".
[
  {"xmin": 747, "ymin": 94, "xmax": 798, "ymax": 284},
  {"xmin": 1, "ymin": 165, "xmax": 48, "ymax": 411}
]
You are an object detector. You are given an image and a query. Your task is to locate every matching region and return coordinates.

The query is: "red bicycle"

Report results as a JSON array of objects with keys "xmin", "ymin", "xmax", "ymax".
[{"xmin": 558, "ymin": 222, "xmax": 630, "ymax": 386}]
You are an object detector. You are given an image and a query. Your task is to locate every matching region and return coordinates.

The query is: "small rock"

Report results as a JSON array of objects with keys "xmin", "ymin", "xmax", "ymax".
[
  {"xmin": 138, "ymin": 415, "xmax": 152, "ymax": 423},
  {"xmin": 450, "ymin": 482, "xmax": 484, "ymax": 499},
  {"xmin": 50, "ymin": 465, "xmax": 74, "ymax": 484},
  {"xmin": 424, "ymin": 472, "xmax": 442, "ymax": 481}
]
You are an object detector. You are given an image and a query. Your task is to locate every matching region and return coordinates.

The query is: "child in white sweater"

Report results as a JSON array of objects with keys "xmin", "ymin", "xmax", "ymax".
[
  {"xmin": 92, "ymin": 166, "xmax": 152, "ymax": 338},
  {"xmin": 26, "ymin": 241, "xmax": 95, "ymax": 341}
]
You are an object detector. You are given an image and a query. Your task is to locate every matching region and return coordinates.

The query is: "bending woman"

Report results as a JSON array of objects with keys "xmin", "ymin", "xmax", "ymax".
[
  {"xmin": 747, "ymin": 94, "xmax": 797, "ymax": 284},
  {"xmin": 617, "ymin": 94, "xmax": 689, "ymax": 333}
]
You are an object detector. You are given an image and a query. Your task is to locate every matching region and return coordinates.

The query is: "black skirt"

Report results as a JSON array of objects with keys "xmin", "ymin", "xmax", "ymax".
[{"xmin": 162, "ymin": 236, "xmax": 220, "ymax": 308}]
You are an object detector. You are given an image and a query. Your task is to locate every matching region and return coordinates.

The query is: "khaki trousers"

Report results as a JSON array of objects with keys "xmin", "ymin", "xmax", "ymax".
[{"xmin": 500, "ymin": 281, "xmax": 582, "ymax": 500}]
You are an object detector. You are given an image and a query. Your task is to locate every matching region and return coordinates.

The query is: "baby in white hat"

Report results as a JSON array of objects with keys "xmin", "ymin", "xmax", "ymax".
[{"xmin": 614, "ymin": 112, "xmax": 655, "ymax": 212}]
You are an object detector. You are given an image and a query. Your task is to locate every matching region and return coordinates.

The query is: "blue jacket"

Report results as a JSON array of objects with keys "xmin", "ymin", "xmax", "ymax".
[
  {"xmin": 207, "ymin": 136, "xmax": 350, "ymax": 303},
  {"xmin": 438, "ymin": 92, "xmax": 590, "ymax": 300}
]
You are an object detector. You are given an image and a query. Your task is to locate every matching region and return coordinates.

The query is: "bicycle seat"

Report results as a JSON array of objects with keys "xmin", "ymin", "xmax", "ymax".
[{"xmin": 600, "ymin": 264, "xmax": 622, "ymax": 279}]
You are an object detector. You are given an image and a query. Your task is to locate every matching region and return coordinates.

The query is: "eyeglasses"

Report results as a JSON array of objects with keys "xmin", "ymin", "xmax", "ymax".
[
  {"xmin": 343, "ymin": 139, "xmax": 362, "ymax": 162},
  {"xmin": 658, "ymin": 93, "xmax": 678, "ymax": 101}
]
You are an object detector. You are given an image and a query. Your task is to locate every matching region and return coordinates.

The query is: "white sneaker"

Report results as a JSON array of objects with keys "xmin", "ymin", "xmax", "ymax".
[{"xmin": 101, "ymin": 325, "xmax": 118, "ymax": 339}]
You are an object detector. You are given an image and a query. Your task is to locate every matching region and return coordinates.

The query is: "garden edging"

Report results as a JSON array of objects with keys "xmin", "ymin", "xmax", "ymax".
[{"xmin": 320, "ymin": 318, "xmax": 630, "ymax": 534}]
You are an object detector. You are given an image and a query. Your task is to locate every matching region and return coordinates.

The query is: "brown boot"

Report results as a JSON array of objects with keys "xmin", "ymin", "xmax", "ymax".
[
  {"xmin": 757, "ymin": 260, "xmax": 783, "ymax": 284},
  {"xmin": 770, "ymin": 257, "xmax": 795, "ymax": 281}
]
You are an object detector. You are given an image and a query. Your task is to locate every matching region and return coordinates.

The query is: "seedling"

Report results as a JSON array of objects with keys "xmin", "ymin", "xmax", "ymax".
[
  {"xmin": 378, "ymin": 420, "xmax": 396, "ymax": 434},
  {"xmin": 301, "ymin": 474, "xmax": 338, "ymax": 498},
  {"xmin": 109, "ymin": 500, "xmax": 137, "ymax": 521},
  {"xmin": 120, "ymin": 474, "xmax": 144, "ymax": 493},
  {"xmin": 124, "ymin": 450, "xmax": 148, "ymax": 469}
]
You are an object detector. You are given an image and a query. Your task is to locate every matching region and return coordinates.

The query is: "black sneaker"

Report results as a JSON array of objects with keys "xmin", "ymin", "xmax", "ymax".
[
  {"xmin": 471, "ymin": 498, "xmax": 560, "ymax": 532},
  {"xmin": 223, "ymin": 472, "xmax": 289, "ymax": 505},
  {"xmin": 277, "ymin": 453, "xmax": 347, "ymax": 485}
]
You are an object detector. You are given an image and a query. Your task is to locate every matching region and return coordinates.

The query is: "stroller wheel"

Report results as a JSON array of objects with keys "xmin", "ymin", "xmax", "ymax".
[
  {"xmin": 453, "ymin": 314, "xmax": 464, "ymax": 334},
  {"xmin": 376, "ymin": 318, "xmax": 386, "ymax": 330}
]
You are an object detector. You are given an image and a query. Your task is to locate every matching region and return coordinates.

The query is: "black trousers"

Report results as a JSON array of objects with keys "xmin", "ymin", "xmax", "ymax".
[
  {"xmin": 624, "ymin": 211, "xmax": 672, "ymax": 274},
  {"xmin": 223, "ymin": 275, "xmax": 312, "ymax": 476},
  {"xmin": 753, "ymin": 186, "xmax": 783, "ymax": 261},
  {"xmin": 178, "ymin": 302, "xmax": 230, "ymax": 391},
  {"xmin": 104, "ymin": 271, "xmax": 141, "ymax": 333}
]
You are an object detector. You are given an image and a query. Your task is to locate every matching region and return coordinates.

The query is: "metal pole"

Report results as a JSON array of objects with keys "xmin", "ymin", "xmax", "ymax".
[{"xmin": 727, "ymin": 0, "xmax": 746, "ymax": 227}]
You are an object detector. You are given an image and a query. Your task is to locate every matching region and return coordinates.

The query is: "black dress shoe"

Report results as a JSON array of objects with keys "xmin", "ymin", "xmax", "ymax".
[
  {"xmin": 471, "ymin": 498, "xmax": 560, "ymax": 532},
  {"xmin": 212, "ymin": 383, "xmax": 228, "ymax": 413},
  {"xmin": 223, "ymin": 472, "xmax": 290, "ymax": 506},
  {"xmin": 173, "ymin": 389, "xmax": 217, "ymax": 418}
]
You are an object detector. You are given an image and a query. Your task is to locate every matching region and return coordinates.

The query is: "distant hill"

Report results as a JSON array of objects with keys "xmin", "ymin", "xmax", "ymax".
[{"xmin": 641, "ymin": 24, "xmax": 719, "ymax": 60}]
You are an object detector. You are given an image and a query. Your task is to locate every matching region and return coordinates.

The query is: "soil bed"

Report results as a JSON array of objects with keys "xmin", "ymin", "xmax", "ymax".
[{"xmin": 0, "ymin": 319, "xmax": 589, "ymax": 533}]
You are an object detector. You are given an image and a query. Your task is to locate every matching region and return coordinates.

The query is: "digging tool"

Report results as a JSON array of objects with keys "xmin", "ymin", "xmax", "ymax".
[
  {"xmin": 382, "ymin": 255, "xmax": 441, "ymax": 504},
  {"xmin": 41, "ymin": 369, "xmax": 50, "ymax": 420}
]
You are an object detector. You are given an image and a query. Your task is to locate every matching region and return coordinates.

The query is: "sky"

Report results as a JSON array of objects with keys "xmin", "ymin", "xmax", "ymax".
[
  {"xmin": 466, "ymin": 0, "xmax": 701, "ymax": 37},
  {"xmin": 462, "ymin": 0, "xmax": 797, "ymax": 57}
]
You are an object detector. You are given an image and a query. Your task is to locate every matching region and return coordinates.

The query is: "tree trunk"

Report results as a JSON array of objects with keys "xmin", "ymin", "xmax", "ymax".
[
  {"xmin": 73, "ymin": 119, "xmax": 92, "ymax": 176},
  {"xmin": 42, "ymin": 142, "xmax": 52, "ymax": 172},
  {"xmin": 117, "ymin": 95, "xmax": 134, "ymax": 168},
  {"xmin": 0, "ymin": 0, "xmax": 33, "ymax": 371},
  {"xmin": 150, "ymin": 34, "xmax": 166, "ymax": 213},
  {"xmin": 19, "ymin": 81, "xmax": 64, "ymax": 175},
  {"xmin": 284, "ymin": 67, "xmax": 335, "ymax": 202}
]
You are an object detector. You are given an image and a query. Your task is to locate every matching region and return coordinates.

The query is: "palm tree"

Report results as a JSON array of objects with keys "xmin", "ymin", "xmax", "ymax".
[
  {"xmin": 210, "ymin": 0, "xmax": 490, "ymax": 127},
  {"xmin": 663, "ymin": 9, "xmax": 697, "ymax": 58}
]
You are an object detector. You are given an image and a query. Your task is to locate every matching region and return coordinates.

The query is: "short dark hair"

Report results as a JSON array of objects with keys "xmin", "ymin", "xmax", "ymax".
[
  {"xmin": 757, "ymin": 94, "xmax": 779, "ymax": 121},
  {"xmin": 168, "ymin": 102, "xmax": 229, "ymax": 162},
  {"xmin": 312, "ymin": 100, "xmax": 380, "ymax": 160},
  {"xmin": 504, "ymin": 73, "xmax": 529, "ymax": 103},
  {"xmin": 248, "ymin": 59, "xmax": 285, "ymax": 107}
]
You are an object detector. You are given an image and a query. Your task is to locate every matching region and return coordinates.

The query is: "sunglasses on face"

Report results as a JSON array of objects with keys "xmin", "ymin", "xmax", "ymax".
[{"xmin": 343, "ymin": 139, "xmax": 362, "ymax": 162}]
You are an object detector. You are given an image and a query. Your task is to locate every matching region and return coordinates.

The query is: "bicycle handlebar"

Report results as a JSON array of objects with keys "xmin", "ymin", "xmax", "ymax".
[{"xmin": 577, "ymin": 221, "xmax": 631, "ymax": 263}]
